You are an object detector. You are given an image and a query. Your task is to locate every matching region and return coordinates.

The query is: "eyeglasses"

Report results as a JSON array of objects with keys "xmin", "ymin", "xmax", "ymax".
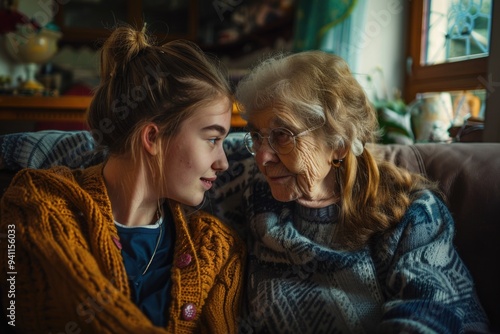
[{"xmin": 244, "ymin": 125, "xmax": 322, "ymax": 155}]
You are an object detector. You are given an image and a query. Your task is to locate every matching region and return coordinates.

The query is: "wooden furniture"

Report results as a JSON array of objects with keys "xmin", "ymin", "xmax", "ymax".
[
  {"xmin": 0, "ymin": 96, "xmax": 246, "ymax": 128},
  {"xmin": 0, "ymin": 96, "xmax": 91, "ymax": 123}
]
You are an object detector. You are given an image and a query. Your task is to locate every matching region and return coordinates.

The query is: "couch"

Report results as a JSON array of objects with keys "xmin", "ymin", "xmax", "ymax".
[{"xmin": 1, "ymin": 131, "xmax": 499, "ymax": 332}]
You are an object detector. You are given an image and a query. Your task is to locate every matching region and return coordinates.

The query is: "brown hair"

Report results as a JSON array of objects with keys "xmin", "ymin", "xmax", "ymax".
[
  {"xmin": 87, "ymin": 25, "xmax": 232, "ymax": 187},
  {"xmin": 236, "ymin": 51, "xmax": 438, "ymax": 250}
]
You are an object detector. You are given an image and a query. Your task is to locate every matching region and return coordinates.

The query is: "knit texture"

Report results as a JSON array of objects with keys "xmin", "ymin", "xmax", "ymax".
[
  {"xmin": 209, "ymin": 143, "xmax": 490, "ymax": 334},
  {"xmin": 0, "ymin": 130, "xmax": 102, "ymax": 171},
  {"xmin": 0, "ymin": 131, "xmax": 491, "ymax": 332},
  {"xmin": 0, "ymin": 164, "xmax": 245, "ymax": 333}
]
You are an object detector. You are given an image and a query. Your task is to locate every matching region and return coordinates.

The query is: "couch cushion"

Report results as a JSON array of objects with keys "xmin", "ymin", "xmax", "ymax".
[{"xmin": 0, "ymin": 130, "xmax": 101, "ymax": 171}]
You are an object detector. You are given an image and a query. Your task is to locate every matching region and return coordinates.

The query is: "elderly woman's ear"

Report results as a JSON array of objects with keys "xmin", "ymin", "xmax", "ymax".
[{"xmin": 330, "ymin": 148, "xmax": 347, "ymax": 167}]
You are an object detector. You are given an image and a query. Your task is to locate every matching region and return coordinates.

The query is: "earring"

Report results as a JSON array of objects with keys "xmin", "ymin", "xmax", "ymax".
[{"xmin": 331, "ymin": 159, "xmax": 343, "ymax": 168}]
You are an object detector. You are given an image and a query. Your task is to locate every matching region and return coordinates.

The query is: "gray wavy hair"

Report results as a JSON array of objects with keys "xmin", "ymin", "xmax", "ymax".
[{"xmin": 235, "ymin": 51, "xmax": 378, "ymax": 156}]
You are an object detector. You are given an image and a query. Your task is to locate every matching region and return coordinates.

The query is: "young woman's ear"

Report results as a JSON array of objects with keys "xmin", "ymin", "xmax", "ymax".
[{"xmin": 142, "ymin": 123, "xmax": 160, "ymax": 155}]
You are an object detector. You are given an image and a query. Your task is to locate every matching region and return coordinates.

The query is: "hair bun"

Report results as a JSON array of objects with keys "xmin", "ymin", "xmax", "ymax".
[{"xmin": 101, "ymin": 25, "xmax": 152, "ymax": 79}]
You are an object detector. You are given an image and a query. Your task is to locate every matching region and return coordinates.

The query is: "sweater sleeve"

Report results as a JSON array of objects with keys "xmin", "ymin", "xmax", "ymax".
[
  {"xmin": 376, "ymin": 190, "xmax": 490, "ymax": 333},
  {"xmin": 0, "ymin": 169, "xmax": 168, "ymax": 334},
  {"xmin": 200, "ymin": 232, "xmax": 246, "ymax": 334}
]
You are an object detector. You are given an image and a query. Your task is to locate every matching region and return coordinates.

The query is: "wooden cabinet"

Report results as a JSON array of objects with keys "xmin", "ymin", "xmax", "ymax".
[{"xmin": 54, "ymin": 0, "xmax": 198, "ymax": 47}]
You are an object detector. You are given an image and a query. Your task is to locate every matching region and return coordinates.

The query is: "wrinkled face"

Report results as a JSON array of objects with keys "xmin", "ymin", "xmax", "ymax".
[
  {"xmin": 248, "ymin": 107, "xmax": 344, "ymax": 208},
  {"xmin": 163, "ymin": 98, "xmax": 232, "ymax": 206}
]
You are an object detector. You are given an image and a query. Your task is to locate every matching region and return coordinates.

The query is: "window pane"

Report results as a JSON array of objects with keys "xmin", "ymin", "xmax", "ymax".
[{"xmin": 425, "ymin": 0, "xmax": 492, "ymax": 65}]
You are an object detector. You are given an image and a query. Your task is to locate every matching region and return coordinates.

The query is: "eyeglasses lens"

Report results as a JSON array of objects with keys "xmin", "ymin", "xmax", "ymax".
[{"xmin": 244, "ymin": 128, "xmax": 295, "ymax": 155}]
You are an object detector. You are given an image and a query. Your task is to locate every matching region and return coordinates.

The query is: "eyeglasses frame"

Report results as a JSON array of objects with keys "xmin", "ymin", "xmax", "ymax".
[{"xmin": 244, "ymin": 123, "xmax": 324, "ymax": 155}]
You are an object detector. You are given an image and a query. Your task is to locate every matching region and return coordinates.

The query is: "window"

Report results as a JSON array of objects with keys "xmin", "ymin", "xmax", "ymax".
[
  {"xmin": 404, "ymin": 0, "xmax": 492, "ymax": 111},
  {"xmin": 425, "ymin": 0, "xmax": 491, "ymax": 66}
]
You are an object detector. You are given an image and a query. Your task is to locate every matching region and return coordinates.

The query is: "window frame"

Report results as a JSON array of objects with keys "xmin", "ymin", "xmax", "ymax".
[{"xmin": 403, "ymin": 0, "xmax": 490, "ymax": 103}]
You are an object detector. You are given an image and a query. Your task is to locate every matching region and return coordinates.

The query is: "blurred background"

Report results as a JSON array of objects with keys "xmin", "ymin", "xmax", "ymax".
[{"xmin": 0, "ymin": 0, "xmax": 498, "ymax": 142}]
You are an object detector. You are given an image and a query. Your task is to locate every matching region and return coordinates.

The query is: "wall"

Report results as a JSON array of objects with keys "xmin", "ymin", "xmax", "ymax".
[{"xmin": 355, "ymin": 0, "xmax": 409, "ymax": 102}]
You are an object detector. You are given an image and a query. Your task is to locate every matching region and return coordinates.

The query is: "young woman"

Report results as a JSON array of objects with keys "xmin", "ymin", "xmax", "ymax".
[{"xmin": 0, "ymin": 26, "xmax": 245, "ymax": 333}]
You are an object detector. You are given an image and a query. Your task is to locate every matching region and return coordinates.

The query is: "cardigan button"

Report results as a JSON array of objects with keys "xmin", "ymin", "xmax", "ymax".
[
  {"xmin": 181, "ymin": 303, "xmax": 196, "ymax": 321},
  {"xmin": 112, "ymin": 236, "xmax": 122, "ymax": 250},
  {"xmin": 176, "ymin": 253, "xmax": 192, "ymax": 268}
]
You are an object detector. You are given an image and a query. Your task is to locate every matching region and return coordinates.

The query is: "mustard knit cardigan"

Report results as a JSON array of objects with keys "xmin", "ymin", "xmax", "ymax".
[{"xmin": 0, "ymin": 164, "xmax": 246, "ymax": 334}]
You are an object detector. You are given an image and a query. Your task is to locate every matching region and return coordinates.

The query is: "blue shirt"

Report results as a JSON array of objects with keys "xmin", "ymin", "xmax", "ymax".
[{"xmin": 115, "ymin": 205, "xmax": 175, "ymax": 327}]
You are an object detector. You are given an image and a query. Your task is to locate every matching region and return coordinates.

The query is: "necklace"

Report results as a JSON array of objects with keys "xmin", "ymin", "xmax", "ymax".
[
  {"xmin": 142, "ymin": 205, "xmax": 163, "ymax": 275},
  {"xmin": 114, "ymin": 203, "xmax": 163, "ymax": 276}
]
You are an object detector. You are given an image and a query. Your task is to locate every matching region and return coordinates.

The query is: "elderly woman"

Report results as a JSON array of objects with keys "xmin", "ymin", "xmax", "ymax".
[{"xmin": 212, "ymin": 51, "xmax": 489, "ymax": 333}]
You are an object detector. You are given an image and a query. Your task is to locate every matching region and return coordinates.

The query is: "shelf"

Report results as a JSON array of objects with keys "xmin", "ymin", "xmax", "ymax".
[
  {"xmin": 201, "ymin": 13, "xmax": 294, "ymax": 58},
  {"xmin": 0, "ymin": 96, "xmax": 246, "ymax": 128},
  {"xmin": 54, "ymin": 0, "xmax": 198, "ymax": 48},
  {"xmin": 0, "ymin": 96, "xmax": 91, "ymax": 122}
]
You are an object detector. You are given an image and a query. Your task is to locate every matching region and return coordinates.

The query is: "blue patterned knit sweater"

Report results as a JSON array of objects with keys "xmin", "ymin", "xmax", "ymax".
[{"xmin": 209, "ymin": 133, "xmax": 490, "ymax": 334}]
